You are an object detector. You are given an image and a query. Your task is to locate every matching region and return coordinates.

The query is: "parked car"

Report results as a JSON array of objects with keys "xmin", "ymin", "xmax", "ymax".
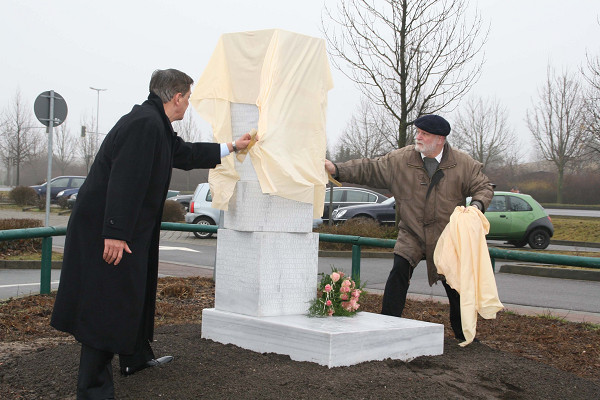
[
  {"xmin": 185, "ymin": 183, "xmax": 221, "ymax": 239},
  {"xmin": 167, "ymin": 194, "xmax": 193, "ymax": 211},
  {"xmin": 333, "ymin": 191, "xmax": 554, "ymax": 250},
  {"xmin": 30, "ymin": 176, "xmax": 86, "ymax": 201},
  {"xmin": 166, "ymin": 189, "xmax": 180, "ymax": 198},
  {"xmin": 322, "ymin": 187, "xmax": 388, "ymax": 222},
  {"xmin": 67, "ymin": 192, "xmax": 78, "ymax": 209},
  {"xmin": 480, "ymin": 191, "xmax": 554, "ymax": 249},
  {"xmin": 331, "ymin": 197, "xmax": 396, "ymax": 225},
  {"xmin": 56, "ymin": 188, "xmax": 79, "ymax": 205}
]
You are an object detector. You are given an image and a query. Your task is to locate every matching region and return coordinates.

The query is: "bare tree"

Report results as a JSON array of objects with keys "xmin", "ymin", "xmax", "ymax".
[
  {"xmin": 0, "ymin": 90, "xmax": 42, "ymax": 185},
  {"xmin": 53, "ymin": 123, "xmax": 77, "ymax": 175},
  {"xmin": 173, "ymin": 110, "xmax": 203, "ymax": 142},
  {"xmin": 581, "ymin": 51, "xmax": 600, "ymax": 156},
  {"xmin": 173, "ymin": 110, "xmax": 204, "ymax": 190},
  {"xmin": 339, "ymin": 98, "xmax": 395, "ymax": 158},
  {"xmin": 322, "ymin": 0, "xmax": 487, "ymax": 148},
  {"xmin": 526, "ymin": 67, "xmax": 587, "ymax": 203},
  {"xmin": 452, "ymin": 96, "xmax": 517, "ymax": 171},
  {"xmin": 77, "ymin": 116, "xmax": 98, "ymax": 173}
]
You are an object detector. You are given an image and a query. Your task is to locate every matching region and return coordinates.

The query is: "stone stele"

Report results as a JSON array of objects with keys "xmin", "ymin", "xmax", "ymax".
[{"xmin": 201, "ymin": 103, "xmax": 444, "ymax": 367}]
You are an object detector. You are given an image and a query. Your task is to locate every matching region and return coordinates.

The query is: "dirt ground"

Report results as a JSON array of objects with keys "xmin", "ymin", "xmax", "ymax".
[{"xmin": 1, "ymin": 277, "xmax": 599, "ymax": 399}]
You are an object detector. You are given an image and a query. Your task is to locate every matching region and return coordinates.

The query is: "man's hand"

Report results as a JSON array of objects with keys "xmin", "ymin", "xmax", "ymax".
[
  {"xmin": 325, "ymin": 159, "xmax": 336, "ymax": 175},
  {"xmin": 234, "ymin": 132, "xmax": 254, "ymax": 151},
  {"xmin": 469, "ymin": 201, "xmax": 483, "ymax": 211},
  {"xmin": 103, "ymin": 239, "xmax": 132, "ymax": 266}
]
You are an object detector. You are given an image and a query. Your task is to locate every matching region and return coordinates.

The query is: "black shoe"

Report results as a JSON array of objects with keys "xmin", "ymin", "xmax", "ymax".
[
  {"xmin": 455, "ymin": 336, "xmax": 480, "ymax": 343},
  {"xmin": 120, "ymin": 355, "xmax": 173, "ymax": 376}
]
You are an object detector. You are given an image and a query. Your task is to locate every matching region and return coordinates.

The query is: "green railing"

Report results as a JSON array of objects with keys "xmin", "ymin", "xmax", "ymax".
[
  {"xmin": 318, "ymin": 233, "xmax": 600, "ymax": 281},
  {"xmin": 1, "ymin": 223, "xmax": 599, "ymax": 295},
  {"xmin": 0, "ymin": 226, "xmax": 67, "ymax": 295}
]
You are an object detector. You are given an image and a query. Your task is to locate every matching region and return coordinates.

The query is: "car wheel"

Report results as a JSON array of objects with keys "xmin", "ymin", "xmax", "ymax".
[
  {"xmin": 193, "ymin": 216, "xmax": 215, "ymax": 239},
  {"xmin": 507, "ymin": 239, "xmax": 527, "ymax": 248},
  {"xmin": 528, "ymin": 229, "xmax": 550, "ymax": 249}
]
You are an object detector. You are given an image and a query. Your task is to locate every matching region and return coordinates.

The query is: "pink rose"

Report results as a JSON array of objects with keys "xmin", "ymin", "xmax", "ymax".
[
  {"xmin": 328, "ymin": 309, "xmax": 334, "ymax": 316},
  {"xmin": 340, "ymin": 272, "xmax": 345, "ymax": 277},
  {"xmin": 324, "ymin": 284, "xmax": 332, "ymax": 292},
  {"xmin": 341, "ymin": 279, "xmax": 351, "ymax": 287},
  {"xmin": 353, "ymin": 303, "xmax": 360, "ymax": 311},
  {"xmin": 352, "ymin": 289, "xmax": 361, "ymax": 298},
  {"xmin": 340, "ymin": 293, "xmax": 349, "ymax": 301},
  {"xmin": 330, "ymin": 272, "xmax": 340, "ymax": 282},
  {"xmin": 326, "ymin": 300, "xmax": 332, "ymax": 306}
]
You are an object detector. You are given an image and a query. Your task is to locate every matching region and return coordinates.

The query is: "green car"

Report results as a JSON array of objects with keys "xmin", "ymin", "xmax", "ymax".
[{"xmin": 481, "ymin": 191, "xmax": 554, "ymax": 249}]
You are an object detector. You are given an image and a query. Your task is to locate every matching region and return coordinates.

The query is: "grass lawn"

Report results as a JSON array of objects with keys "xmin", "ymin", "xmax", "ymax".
[
  {"xmin": 1, "ymin": 251, "xmax": 63, "ymax": 261},
  {"xmin": 551, "ymin": 216, "xmax": 600, "ymax": 243}
]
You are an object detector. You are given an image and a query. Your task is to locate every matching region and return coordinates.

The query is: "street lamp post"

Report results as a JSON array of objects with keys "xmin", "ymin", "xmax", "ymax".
[{"xmin": 89, "ymin": 87, "xmax": 107, "ymax": 152}]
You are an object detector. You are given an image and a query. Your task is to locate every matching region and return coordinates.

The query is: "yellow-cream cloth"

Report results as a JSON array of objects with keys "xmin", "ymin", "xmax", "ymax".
[
  {"xmin": 434, "ymin": 206, "xmax": 504, "ymax": 347},
  {"xmin": 190, "ymin": 29, "xmax": 333, "ymax": 218}
]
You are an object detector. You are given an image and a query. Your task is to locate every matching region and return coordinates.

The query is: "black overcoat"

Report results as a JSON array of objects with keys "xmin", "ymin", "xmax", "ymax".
[{"xmin": 51, "ymin": 93, "xmax": 221, "ymax": 354}]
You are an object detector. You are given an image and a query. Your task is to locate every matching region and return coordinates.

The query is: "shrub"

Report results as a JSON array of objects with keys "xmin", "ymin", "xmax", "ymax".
[
  {"xmin": 162, "ymin": 200, "xmax": 185, "ymax": 222},
  {"xmin": 315, "ymin": 218, "xmax": 397, "ymax": 251},
  {"xmin": 9, "ymin": 186, "xmax": 39, "ymax": 206},
  {"xmin": 57, "ymin": 197, "xmax": 69, "ymax": 209},
  {"xmin": 35, "ymin": 195, "xmax": 47, "ymax": 210},
  {"xmin": 0, "ymin": 218, "xmax": 43, "ymax": 257}
]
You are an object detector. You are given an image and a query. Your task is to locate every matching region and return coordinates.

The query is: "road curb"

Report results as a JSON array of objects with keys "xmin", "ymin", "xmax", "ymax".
[
  {"xmin": 550, "ymin": 240, "xmax": 600, "ymax": 248},
  {"xmin": 498, "ymin": 264, "xmax": 600, "ymax": 282}
]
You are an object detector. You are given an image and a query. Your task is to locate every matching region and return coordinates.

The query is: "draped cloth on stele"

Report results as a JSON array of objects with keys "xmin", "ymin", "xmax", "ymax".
[
  {"xmin": 190, "ymin": 29, "xmax": 333, "ymax": 218},
  {"xmin": 434, "ymin": 206, "xmax": 504, "ymax": 346}
]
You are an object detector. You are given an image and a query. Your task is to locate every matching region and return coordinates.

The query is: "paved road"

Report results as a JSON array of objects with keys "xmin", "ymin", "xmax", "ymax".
[{"xmin": 546, "ymin": 208, "xmax": 600, "ymax": 218}]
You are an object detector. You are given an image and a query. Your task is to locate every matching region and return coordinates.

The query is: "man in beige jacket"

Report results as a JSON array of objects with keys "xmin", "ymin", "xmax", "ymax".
[{"xmin": 325, "ymin": 115, "xmax": 493, "ymax": 340}]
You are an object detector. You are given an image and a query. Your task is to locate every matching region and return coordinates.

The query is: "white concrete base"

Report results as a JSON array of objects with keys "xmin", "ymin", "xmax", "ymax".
[{"xmin": 201, "ymin": 309, "xmax": 444, "ymax": 368}]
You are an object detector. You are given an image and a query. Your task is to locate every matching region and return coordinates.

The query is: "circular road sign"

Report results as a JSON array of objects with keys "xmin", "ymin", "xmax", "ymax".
[{"xmin": 34, "ymin": 91, "xmax": 68, "ymax": 127}]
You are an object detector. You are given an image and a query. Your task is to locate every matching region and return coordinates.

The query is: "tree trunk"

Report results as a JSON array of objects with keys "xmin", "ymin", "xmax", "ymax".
[{"xmin": 556, "ymin": 165, "xmax": 564, "ymax": 204}]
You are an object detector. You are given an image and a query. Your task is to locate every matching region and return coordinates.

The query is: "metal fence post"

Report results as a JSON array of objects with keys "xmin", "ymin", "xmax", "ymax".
[
  {"xmin": 351, "ymin": 244, "xmax": 361, "ymax": 282},
  {"xmin": 40, "ymin": 236, "xmax": 53, "ymax": 294}
]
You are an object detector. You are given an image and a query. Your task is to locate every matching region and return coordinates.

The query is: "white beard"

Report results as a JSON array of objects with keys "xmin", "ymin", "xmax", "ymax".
[{"xmin": 414, "ymin": 141, "xmax": 438, "ymax": 155}]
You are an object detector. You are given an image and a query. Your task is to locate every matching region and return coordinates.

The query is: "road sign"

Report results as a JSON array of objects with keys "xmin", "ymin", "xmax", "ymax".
[{"xmin": 34, "ymin": 91, "xmax": 68, "ymax": 127}]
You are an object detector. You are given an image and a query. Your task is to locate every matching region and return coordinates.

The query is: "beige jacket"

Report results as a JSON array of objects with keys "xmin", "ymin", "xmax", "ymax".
[
  {"xmin": 336, "ymin": 142, "xmax": 494, "ymax": 285},
  {"xmin": 434, "ymin": 206, "xmax": 504, "ymax": 346}
]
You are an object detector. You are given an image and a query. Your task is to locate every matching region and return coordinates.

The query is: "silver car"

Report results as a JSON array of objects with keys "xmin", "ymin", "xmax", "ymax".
[{"xmin": 184, "ymin": 183, "xmax": 221, "ymax": 239}]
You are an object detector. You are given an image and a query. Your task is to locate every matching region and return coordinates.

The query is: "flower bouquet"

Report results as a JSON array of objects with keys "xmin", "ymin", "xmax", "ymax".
[{"xmin": 308, "ymin": 267, "xmax": 365, "ymax": 317}]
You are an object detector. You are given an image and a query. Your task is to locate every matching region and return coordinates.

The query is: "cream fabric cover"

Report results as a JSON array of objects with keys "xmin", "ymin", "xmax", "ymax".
[
  {"xmin": 434, "ymin": 206, "xmax": 504, "ymax": 346},
  {"xmin": 190, "ymin": 29, "xmax": 333, "ymax": 218}
]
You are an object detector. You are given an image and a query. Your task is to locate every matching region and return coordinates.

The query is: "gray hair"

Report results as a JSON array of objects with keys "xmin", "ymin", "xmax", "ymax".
[{"xmin": 149, "ymin": 69, "xmax": 194, "ymax": 103}]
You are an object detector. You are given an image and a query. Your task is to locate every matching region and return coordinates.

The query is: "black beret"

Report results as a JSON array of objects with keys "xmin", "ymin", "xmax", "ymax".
[{"xmin": 414, "ymin": 115, "xmax": 451, "ymax": 136}]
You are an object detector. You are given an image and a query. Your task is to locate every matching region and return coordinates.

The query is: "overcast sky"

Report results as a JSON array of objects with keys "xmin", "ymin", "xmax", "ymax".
[{"xmin": 2, "ymin": 0, "xmax": 599, "ymax": 161}]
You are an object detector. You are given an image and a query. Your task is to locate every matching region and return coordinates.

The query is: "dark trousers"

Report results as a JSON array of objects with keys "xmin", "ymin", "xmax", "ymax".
[
  {"xmin": 77, "ymin": 320, "xmax": 155, "ymax": 400},
  {"xmin": 77, "ymin": 344, "xmax": 114, "ymax": 400},
  {"xmin": 77, "ymin": 339, "xmax": 155, "ymax": 400},
  {"xmin": 381, "ymin": 254, "xmax": 465, "ymax": 340}
]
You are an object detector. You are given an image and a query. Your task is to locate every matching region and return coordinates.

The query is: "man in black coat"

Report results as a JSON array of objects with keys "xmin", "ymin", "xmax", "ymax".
[{"xmin": 51, "ymin": 69, "xmax": 252, "ymax": 399}]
